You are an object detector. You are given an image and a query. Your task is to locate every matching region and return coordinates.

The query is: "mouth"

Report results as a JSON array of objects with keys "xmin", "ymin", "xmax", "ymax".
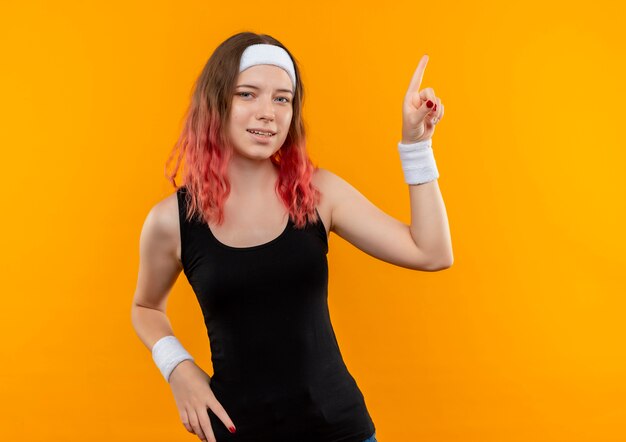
[{"xmin": 246, "ymin": 129, "xmax": 276, "ymax": 137}]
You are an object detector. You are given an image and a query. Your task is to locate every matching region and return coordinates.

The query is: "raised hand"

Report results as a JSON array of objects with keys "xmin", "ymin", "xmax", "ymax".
[{"xmin": 401, "ymin": 54, "xmax": 445, "ymax": 144}]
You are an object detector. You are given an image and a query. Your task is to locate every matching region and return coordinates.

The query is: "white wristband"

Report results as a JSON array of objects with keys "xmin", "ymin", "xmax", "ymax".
[
  {"xmin": 151, "ymin": 335, "xmax": 195, "ymax": 383},
  {"xmin": 397, "ymin": 138, "xmax": 439, "ymax": 185}
]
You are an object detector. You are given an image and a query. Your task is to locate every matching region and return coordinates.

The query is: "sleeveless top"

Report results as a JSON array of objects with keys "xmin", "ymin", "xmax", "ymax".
[{"xmin": 176, "ymin": 186, "xmax": 376, "ymax": 442}]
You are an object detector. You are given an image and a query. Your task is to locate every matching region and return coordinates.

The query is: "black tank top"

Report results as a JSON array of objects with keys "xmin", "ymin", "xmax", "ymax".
[{"xmin": 176, "ymin": 186, "xmax": 376, "ymax": 442}]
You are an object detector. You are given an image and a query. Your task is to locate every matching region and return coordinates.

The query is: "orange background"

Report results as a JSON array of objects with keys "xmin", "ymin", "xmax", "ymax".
[{"xmin": 1, "ymin": 0, "xmax": 625, "ymax": 441}]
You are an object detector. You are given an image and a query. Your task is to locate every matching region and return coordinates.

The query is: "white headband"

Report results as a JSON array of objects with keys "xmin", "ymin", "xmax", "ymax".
[{"xmin": 239, "ymin": 43, "xmax": 296, "ymax": 92}]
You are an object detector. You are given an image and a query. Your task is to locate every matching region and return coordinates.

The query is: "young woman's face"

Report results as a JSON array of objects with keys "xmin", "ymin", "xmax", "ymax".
[{"xmin": 226, "ymin": 64, "xmax": 294, "ymax": 161}]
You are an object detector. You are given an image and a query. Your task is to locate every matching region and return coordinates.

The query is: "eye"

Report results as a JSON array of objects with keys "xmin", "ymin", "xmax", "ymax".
[{"xmin": 236, "ymin": 92, "xmax": 290, "ymax": 103}]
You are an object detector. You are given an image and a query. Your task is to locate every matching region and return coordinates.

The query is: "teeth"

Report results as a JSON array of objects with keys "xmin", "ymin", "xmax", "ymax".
[{"xmin": 248, "ymin": 130, "xmax": 274, "ymax": 136}]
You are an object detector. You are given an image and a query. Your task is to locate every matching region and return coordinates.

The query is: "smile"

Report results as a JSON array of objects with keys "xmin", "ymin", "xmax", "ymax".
[{"xmin": 246, "ymin": 129, "xmax": 275, "ymax": 137}]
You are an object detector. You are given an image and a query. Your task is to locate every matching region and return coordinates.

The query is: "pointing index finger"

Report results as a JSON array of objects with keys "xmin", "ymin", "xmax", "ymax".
[{"xmin": 407, "ymin": 54, "xmax": 429, "ymax": 95}]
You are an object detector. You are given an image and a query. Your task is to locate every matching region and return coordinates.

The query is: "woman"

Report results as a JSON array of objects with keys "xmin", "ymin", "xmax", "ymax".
[{"xmin": 131, "ymin": 31, "xmax": 452, "ymax": 442}]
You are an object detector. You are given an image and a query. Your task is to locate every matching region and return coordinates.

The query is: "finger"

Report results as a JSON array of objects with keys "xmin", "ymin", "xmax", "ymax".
[
  {"xmin": 197, "ymin": 405, "xmax": 217, "ymax": 442},
  {"xmin": 411, "ymin": 87, "xmax": 436, "ymax": 112},
  {"xmin": 418, "ymin": 87, "xmax": 436, "ymax": 104},
  {"xmin": 180, "ymin": 409, "xmax": 194, "ymax": 434},
  {"xmin": 406, "ymin": 54, "xmax": 429, "ymax": 96},
  {"xmin": 208, "ymin": 399, "xmax": 237, "ymax": 434},
  {"xmin": 429, "ymin": 96, "xmax": 440, "ymax": 119},
  {"xmin": 188, "ymin": 408, "xmax": 206, "ymax": 441},
  {"xmin": 430, "ymin": 98, "xmax": 443, "ymax": 125},
  {"xmin": 425, "ymin": 96, "xmax": 439, "ymax": 126},
  {"xmin": 411, "ymin": 95, "xmax": 438, "ymax": 125},
  {"xmin": 435, "ymin": 97, "xmax": 442, "ymax": 122}
]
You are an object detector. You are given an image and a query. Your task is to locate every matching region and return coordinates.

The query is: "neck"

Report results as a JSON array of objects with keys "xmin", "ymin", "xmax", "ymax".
[{"xmin": 226, "ymin": 154, "xmax": 280, "ymax": 198}]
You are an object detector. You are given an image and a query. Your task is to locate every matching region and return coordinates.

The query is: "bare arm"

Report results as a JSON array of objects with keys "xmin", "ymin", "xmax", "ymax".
[
  {"xmin": 317, "ymin": 167, "xmax": 452, "ymax": 272},
  {"xmin": 130, "ymin": 193, "xmax": 184, "ymax": 351},
  {"xmin": 407, "ymin": 179, "xmax": 453, "ymax": 268},
  {"xmin": 130, "ymin": 193, "xmax": 239, "ymax": 439}
]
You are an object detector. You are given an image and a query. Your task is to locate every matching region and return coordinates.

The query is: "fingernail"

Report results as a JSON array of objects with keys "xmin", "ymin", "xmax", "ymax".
[
  {"xmin": 434, "ymin": 104, "xmax": 437, "ymax": 111},
  {"xmin": 426, "ymin": 100, "xmax": 434, "ymax": 108},
  {"xmin": 229, "ymin": 426, "xmax": 236, "ymax": 433}
]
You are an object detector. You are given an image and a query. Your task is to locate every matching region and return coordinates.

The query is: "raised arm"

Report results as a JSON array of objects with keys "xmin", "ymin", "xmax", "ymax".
[
  {"xmin": 320, "ymin": 54, "xmax": 453, "ymax": 272},
  {"xmin": 316, "ymin": 168, "xmax": 452, "ymax": 272}
]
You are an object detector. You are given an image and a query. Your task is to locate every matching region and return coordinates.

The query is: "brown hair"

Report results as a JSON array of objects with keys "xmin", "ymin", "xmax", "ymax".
[{"xmin": 164, "ymin": 31, "xmax": 320, "ymax": 229}]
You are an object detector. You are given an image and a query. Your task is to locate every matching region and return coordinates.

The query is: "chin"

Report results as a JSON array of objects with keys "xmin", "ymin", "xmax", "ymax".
[{"xmin": 234, "ymin": 148, "xmax": 278, "ymax": 161}]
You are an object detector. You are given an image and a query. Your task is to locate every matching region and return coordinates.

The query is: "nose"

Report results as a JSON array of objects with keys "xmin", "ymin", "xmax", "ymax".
[{"xmin": 256, "ymin": 95, "xmax": 275, "ymax": 121}]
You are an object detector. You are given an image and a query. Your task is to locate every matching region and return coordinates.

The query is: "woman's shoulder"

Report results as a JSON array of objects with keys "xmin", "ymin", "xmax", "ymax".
[
  {"xmin": 312, "ymin": 166, "xmax": 358, "ymax": 205},
  {"xmin": 152, "ymin": 189, "xmax": 182, "ymax": 226},
  {"xmin": 311, "ymin": 166, "xmax": 334, "ymax": 193},
  {"xmin": 312, "ymin": 166, "xmax": 350, "ymax": 191},
  {"xmin": 311, "ymin": 168, "xmax": 336, "ymax": 236},
  {"xmin": 141, "ymin": 189, "xmax": 182, "ymax": 261}
]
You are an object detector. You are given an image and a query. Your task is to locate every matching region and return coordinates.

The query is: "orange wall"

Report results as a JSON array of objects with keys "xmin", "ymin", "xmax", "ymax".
[{"xmin": 1, "ymin": 0, "xmax": 625, "ymax": 441}]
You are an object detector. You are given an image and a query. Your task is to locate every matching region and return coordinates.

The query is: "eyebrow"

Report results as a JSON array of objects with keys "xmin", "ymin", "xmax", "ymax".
[{"xmin": 236, "ymin": 84, "xmax": 294, "ymax": 95}]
